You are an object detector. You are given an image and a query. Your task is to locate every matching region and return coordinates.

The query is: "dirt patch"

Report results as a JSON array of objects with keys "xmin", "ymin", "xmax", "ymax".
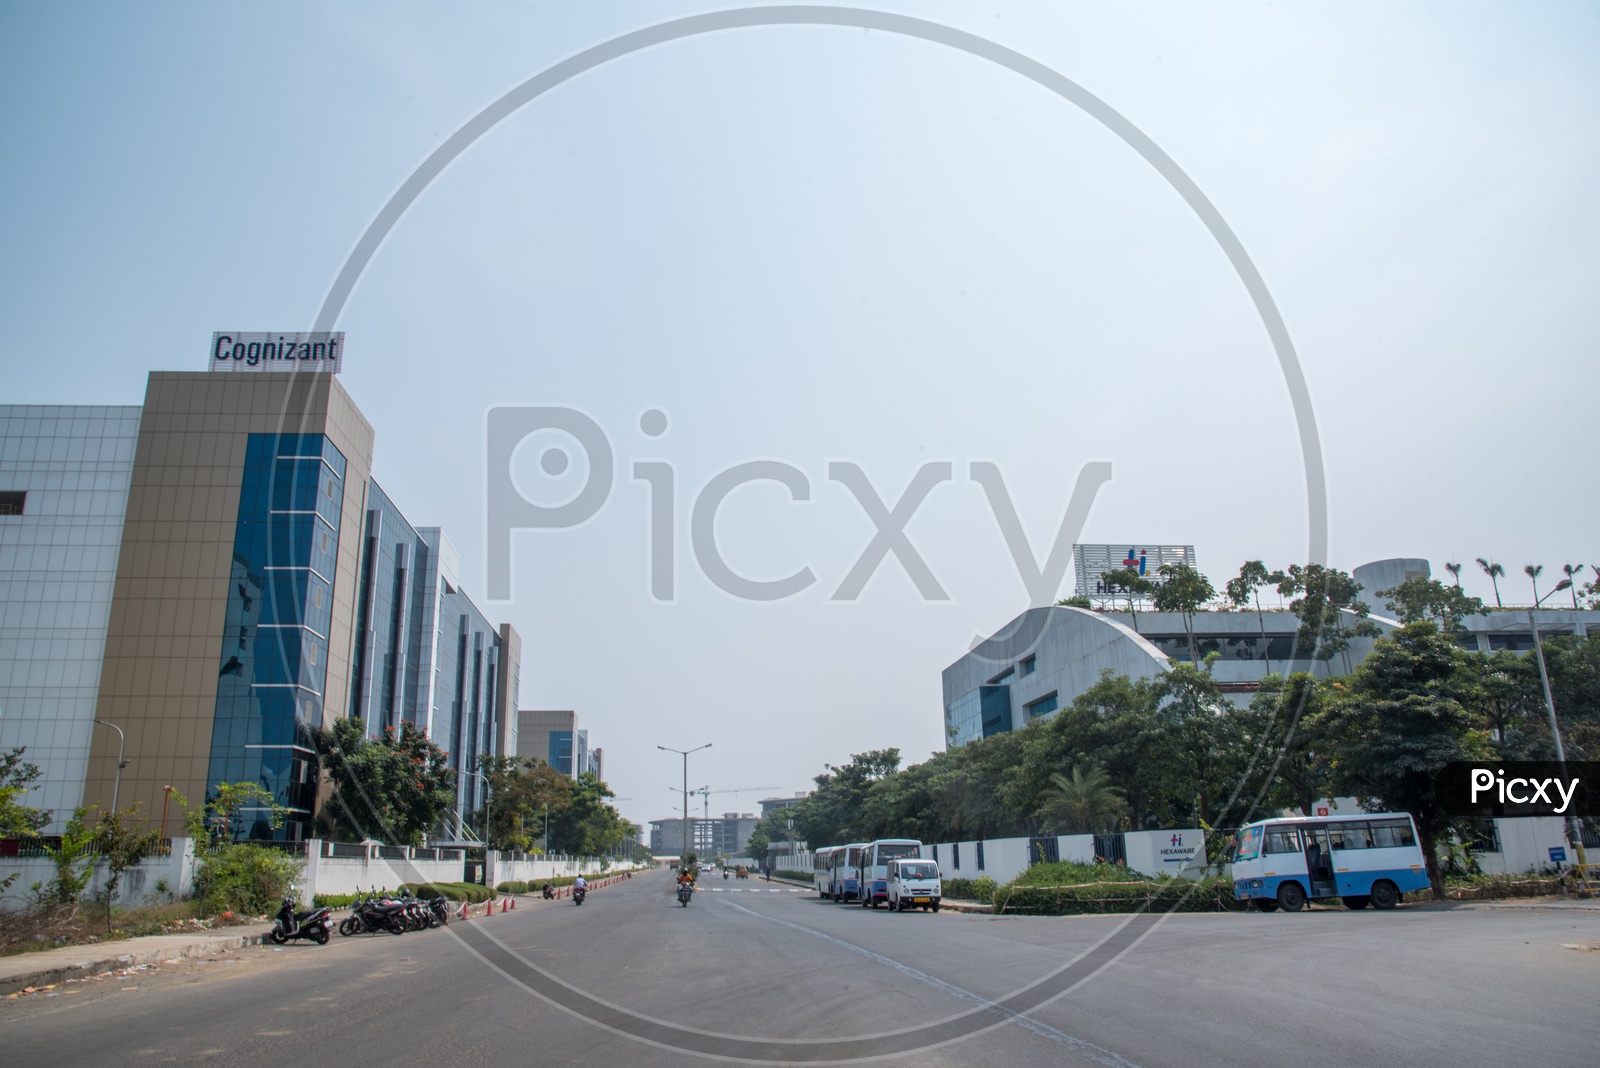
[{"xmin": 0, "ymin": 903, "xmax": 260, "ymax": 958}]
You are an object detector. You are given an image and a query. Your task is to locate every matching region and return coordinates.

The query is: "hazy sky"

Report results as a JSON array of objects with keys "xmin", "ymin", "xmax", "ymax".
[{"xmin": 3, "ymin": 3, "xmax": 1596, "ymax": 833}]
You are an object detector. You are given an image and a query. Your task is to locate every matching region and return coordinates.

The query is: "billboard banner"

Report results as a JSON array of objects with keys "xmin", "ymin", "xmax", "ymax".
[
  {"xmin": 210, "ymin": 332, "xmax": 344, "ymax": 373},
  {"xmin": 1073, "ymin": 544, "xmax": 1197, "ymax": 599}
]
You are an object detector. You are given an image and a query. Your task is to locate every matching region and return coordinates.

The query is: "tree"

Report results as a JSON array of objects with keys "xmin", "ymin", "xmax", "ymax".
[
  {"xmin": 1226, "ymin": 560, "xmax": 1275, "ymax": 674},
  {"xmin": 1475, "ymin": 557, "xmax": 1504, "ymax": 608},
  {"xmin": 1034, "ymin": 766, "xmax": 1125, "ymax": 834},
  {"xmin": 198, "ymin": 782, "xmax": 286, "ymax": 842},
  {"xmin": 34, "ymin": 807, "xmax": 98, "ymax": 907},
  {"xmin": 313, "ymin": 719, "xmax": 456, "ymax": 846},
  {"xmin": 546, "ymin": 772, "xmax": 633, "ymax": 858},
  {"xmin": 1312, "ymin": 624, "xmax": 1493, "ymax": 897},
  {"xmin": 475, "ymin": 755, "xmax": 571, "ymax": 852},
  {"xmin": 1377, "ymin": 577, "xmax": 1487, "ymax": 635},
  {"xmin": 1152, "ymin": 563, "xmax": 1215, "ymax": 664},
  {"xmin": 1101, "ymin": 566, "xmax": 1154, "ymax": 616},
  {"xmin": 0, "ymin": 747, "xmax": 51, "ymax": 843},
  {"xmin": 1272, "ymin": 563, "xmax": 1380, "ymax": 674},
  {"xmin": 794, "ymin": 749, "xmax": 901, "ymax": 847},
  {"xmin": 1236, "ymin": 673, "xmax": 1335, "ymax": 820},
  {"xmin": 91, "ymin": 805, "xmax": 164, "ymax": 932},
  {"xmin": 1524, "ymin": 563, "xmax": 1544, "ymax": 604},
  {"xmin": 1561, "ymin": 564, "xmax": 1585, "ymax": 608},
  {"xmin": 1444, "ymin": 562, "xmax": 1463, "ymax": 587}
]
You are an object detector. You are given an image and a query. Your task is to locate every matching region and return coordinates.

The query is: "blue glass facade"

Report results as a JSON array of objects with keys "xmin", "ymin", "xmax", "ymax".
[
  {"xmin": 945, "ymin": 685, "xmax": 1013, "ymax": 747},
  {"xmin": 548, "ymin": 730, "xmax": 574, "ymax": 776},
  {"xmin": 209, "ymin": 433, "xmax": 346, "ymax": 840}
]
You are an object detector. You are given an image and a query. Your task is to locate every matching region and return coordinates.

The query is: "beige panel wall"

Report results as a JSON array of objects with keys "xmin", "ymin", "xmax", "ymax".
[{"xmin": 84, "ymin": 372, "xmax": 374, "ymax": 825}]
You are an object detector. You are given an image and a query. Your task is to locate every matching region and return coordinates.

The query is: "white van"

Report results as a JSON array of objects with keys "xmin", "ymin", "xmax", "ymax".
[{"xmin": 886, "ymin": 857, "xmax": 942, "ymax": 912}]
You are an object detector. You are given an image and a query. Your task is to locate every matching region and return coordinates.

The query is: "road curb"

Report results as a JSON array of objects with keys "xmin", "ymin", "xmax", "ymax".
[{"xmin": 0, "ymin": 931, "xmax": 265, "ymax": 996}]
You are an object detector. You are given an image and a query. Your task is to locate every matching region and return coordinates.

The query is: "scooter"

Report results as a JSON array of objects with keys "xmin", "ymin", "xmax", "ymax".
[
  {"xmin": 573, "ymin": 884, "xmax": 587, "ymax": 906},
  {"xmin": 271, "ymin": 891, "xmax": 332, "ymax": 945},
  {"xmin": 541, "ymin": 883, "xmax": 556, "ymax": 900}
]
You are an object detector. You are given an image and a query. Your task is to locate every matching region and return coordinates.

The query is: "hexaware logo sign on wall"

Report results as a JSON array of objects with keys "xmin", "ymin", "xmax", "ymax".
[{"xmin": 1161, "ymin": 832, "xmax": 1199, "ymax": 865}]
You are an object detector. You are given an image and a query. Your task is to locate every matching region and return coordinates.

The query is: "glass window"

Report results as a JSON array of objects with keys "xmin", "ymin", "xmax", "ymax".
[
  {"xmin": 1329, "ymin": 822, "xmax": 1373, "ymax": 850},
  {"xmin": 987, "ymin": 667, "xmax": 1014, "ymax": 684},
  {"xmin": 1370, "ymin": 819, "xmax": 1417, "ymax": 849},
  {"xmin": 1026, "ymin": 692, "xmax": 1059, "ymax": 718},
  {"xmin": 896, "ymin": 862, "xmax": 937, "ymax": 880},
  {"xmin": 1020, "ymin": 655, "xmax": 1037, "ymax": 676},
  {"xmin": 1263, "ymin": 828, "xmax": 1302, "ymax": 854},
  {"xmin": 952, "ymin": 842, "xmax": 960, "ymax": 869},
  {"xmin": 0, "ymin": 490, "xmax": 25, "ymax": 515}
]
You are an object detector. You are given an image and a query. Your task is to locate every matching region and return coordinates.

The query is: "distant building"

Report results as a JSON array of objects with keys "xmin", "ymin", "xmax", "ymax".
[
  {"xmin": 516, "ymin": 709, "xmax": 598, "ymax": 778},
  {"xmin": 944, "ymin": 557, "xmax": 1598, "ymax": 746},
  {"xmin": 649, "ymin": 812, "xmax": 759, "ymax": 857},
  {"xmin": 759, "ymin": 791, "xmax": 809, "ymax": 817}
]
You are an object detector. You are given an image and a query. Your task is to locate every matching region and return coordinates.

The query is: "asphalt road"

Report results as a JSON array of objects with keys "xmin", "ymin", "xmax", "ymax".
[{"xmin": 3, "ymin": 870, "xmax": 1597, "ymax": 1067}]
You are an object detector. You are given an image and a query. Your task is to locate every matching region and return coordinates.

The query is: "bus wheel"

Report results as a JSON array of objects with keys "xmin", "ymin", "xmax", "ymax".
[
  {"xmin": 1370, "ymin": 881, "xmax": 1400, "ymax": 910},
  {"xmin": 1276, "ymin": 883, "xmax": 1306, "ymax": 912},
  {"xmin": 1252, "ymin": 899, "xmax": 1278, "ymax": 913},
  {"xmin": 1342, "ymin": 895, "xmax": 1370, "ymax": 910}
]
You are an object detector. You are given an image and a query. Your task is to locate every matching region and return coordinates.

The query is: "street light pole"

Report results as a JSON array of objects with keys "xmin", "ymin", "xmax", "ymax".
[
  {"xmin": 1526, "ymin": 580, "xmax": 1589, "ymax": 876},
  {"xmin": 658, "ymin": 743, "xmax": 711, "ymax": 868},
  {"xmin": 93, "ymin": 719, "xmax": 126, "ymax": 816}
]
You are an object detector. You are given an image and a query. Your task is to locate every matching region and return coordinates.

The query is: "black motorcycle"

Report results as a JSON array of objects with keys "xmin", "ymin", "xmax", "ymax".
[
  {"xmin": 677, "ymin": 882, "xmax": 693, "ymax": 907},
  {"xmin": 271, "ymin": 893, "xmax": 332, "ymax": 945},
  {"xmin": 340, "ymin": 889, "xmax": 408, "ymax": 936},
  {"xmin": 427, "ymin": 896, "xmax": 451, "ymax": 926},
  {"xmin": 573, "ymin": 884, "xmax": 587, "ymax": 906}
]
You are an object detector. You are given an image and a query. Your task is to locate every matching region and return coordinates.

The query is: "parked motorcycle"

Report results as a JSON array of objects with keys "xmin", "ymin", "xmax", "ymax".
[
  {"xmin": 541, "ymin": 883, "xmax": 555, "ymax": 900},
  {"xmin": 271, "ymin": 892, "xmax": 332, "ymax": 945},
  {"xmin": 340, "ymin": 889, "xmax": 408, "ymax": 936}
]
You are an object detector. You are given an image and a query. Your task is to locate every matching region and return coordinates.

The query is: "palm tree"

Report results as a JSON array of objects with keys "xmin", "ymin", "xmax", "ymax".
[
  {"xmin": 1524, "ymin": 564, "xmax": 1543, "ymax": 605},
  {"xmin": 1561, "ymin": 564, "xmax": 1585, "ymax": 608},
  {"xmin": 1034, "ymin": 766, "xmax": 1126, "ymax": 835},
  {"xmin": 1476, "ymin": 558, "xmax": 1504, "ymax": 608},
  {"xmin": 1444, "ymin": 562, "xmax": 1462, "ymax": 587}
]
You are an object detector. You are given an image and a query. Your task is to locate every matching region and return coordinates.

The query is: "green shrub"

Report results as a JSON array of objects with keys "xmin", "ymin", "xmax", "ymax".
[
  {"xmin": 943, "ymin": 875, "xmax": 998, "ymax": 902},
  {"xmin": 992, "ymin": 875, "xmax": 1245, "ymax": 915},
  {"xmin": 495, "ymin": 880, "xmax": 529, "ymax": 894},
  {"xmin": 195, "ymin": 843, "xmax": 304, "ymax": 916}
]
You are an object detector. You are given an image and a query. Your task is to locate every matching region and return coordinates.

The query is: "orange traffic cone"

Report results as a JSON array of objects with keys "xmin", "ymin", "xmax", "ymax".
[{"xmin": 459, "ymin": 899, "xmax": 470, "ymax": 920}]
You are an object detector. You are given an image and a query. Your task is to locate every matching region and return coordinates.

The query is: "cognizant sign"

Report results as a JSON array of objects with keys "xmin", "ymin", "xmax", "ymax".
[{"xmin": 210, "ymin": 332, "xmax": 344, "ymax": 373}]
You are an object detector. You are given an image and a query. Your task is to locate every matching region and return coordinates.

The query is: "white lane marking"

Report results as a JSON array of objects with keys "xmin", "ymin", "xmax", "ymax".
[{"xmin": 719, "ymin": 899, "xmax": 1144, "ymax": 1068}]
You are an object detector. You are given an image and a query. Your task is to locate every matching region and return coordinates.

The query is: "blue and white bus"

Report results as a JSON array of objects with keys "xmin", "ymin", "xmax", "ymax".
[
  {"xmin": 1230, "ymin": 812, "xmax": 1429, "ymax": 912},
  {"xmin": 857, "ymin": 839, "xmax": 922, "ymax": 908},
  {"xmin": 813, "ymin": 846, "xmax": 841, "ymax": 899},
  {"xmin": 829, "ymin": 843, "xmax": 867, "ymax": 902}
]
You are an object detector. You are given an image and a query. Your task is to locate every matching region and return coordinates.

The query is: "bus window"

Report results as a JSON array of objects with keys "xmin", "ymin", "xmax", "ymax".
[
  {"xmin": 876, "ymin": 842, "xmax": 920, "ymax": 862},
  {"xmin": 1369, "ymin": 819, "xmax": 1416, "ymax": 849},
  {"xmin": 1234, "ymin": 826, "xmax": 1262, "ymax": 861},
  {"xmin": 1329, "ymin": 823, "xmax": 1373, "ymax": 850},
  {"xmin": 1263, "ymin": 828, "xmax": 1302, "ymax": 854}
]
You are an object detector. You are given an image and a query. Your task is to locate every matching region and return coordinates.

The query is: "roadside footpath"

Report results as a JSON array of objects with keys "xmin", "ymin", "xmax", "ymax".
[
  {"xmin": 0, "ymin": 930, "xmax": 266, "ymax": 997},
  {"xmin": 1, "ymin": 872, "xmax": 643, "ymax": 998}
]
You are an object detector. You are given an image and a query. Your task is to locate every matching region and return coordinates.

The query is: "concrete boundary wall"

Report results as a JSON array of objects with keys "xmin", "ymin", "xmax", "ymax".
[{"xmin": 1, "ymin": 838, "xmax": 618, "ymax": 908}]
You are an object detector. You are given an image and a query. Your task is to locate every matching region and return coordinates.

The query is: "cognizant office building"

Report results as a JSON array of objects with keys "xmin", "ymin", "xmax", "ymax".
[{"xmin": 0, "ymin": 348, "xmax": 518, "ymax": 841}]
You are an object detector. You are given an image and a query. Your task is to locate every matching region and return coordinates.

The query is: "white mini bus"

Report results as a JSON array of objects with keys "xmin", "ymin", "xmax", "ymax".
[
  {"xmin": 1231, "ymin": 812, "xmax": 1429, "ymax": 912},
  {"xmin": 886, "ymin": 857, "xmax": 942, "ymax": 912},
  {"xmin": 856, "ymin": 839, "xmax": 922, "ymax": 908},
  {"xmin": 813, "ymin": 846, "xmax": 841, "ymax": 898}
]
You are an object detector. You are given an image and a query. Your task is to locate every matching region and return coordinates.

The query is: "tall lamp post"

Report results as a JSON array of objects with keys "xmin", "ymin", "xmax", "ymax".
[
  {"xmin": 1527, "ymin": 579, "xmax": 1590, "ymax": 877},
  {"xmin": 658, "ymin": 743, "xmax": 711, "ymax": 869},
  {"xmin": 93, "ymin": 719, "xmax": 127, "ymax": 816}
]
